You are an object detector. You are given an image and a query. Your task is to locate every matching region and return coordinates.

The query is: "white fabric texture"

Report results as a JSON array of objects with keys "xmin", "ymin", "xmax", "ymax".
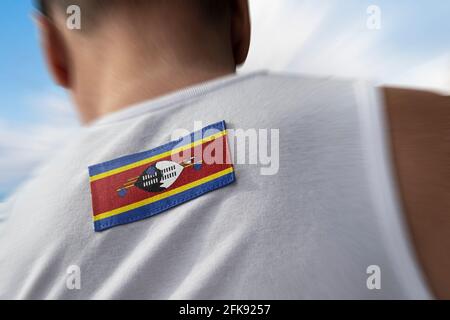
[{"xmin": 0, "ymin": 72, "xmax": 431, "ymax": 299}]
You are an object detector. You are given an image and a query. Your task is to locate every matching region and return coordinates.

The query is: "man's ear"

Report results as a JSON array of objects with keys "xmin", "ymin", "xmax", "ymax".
[
  {"xmin": 35, "ymin": 14, "xmax": 71, "ymax": 88},
  {"xmin": 230, "ymin": 0, "xmax": 251, "ymax": 66}
]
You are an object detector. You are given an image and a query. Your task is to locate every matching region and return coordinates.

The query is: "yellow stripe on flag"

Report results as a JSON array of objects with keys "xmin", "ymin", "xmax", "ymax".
[
  {"xmin": 93, "ymin": 167, "xmax": 234, "ymax": 222},
  {"xmin": 90, "ymin": 130, "xmax": 227, "ymax": 182}
]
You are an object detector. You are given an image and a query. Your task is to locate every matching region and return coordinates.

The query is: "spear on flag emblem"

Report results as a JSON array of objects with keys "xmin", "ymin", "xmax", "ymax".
[{"xmin": 117, "ymin": 157, "xmax": 203, "ymax": 197}]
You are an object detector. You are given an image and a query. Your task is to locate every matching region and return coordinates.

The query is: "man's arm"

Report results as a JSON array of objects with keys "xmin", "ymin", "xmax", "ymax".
[{"xmin": 383, "ymin": 87, "xmax": 450, "ymax": 299}]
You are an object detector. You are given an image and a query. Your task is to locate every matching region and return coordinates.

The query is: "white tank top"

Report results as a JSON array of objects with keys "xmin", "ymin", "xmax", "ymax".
[{"xmin": 0, "ymin": 72, "xmax": 431, "ymax": 299}]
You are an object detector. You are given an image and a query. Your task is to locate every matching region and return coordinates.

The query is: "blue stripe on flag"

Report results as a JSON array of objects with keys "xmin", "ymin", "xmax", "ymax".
[
  {"xmin": 88, "ymin": 121, "xmax": 226, "ymax": 177},
  {"xmin": 94, "ymin": 171, "xmax": 235, "ymax": 232}
]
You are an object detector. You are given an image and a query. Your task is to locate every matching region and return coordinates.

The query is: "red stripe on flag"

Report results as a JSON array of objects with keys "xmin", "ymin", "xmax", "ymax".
[{"xmin": 90, "ymin": 135, "xmax": 232, "ymax": 216}]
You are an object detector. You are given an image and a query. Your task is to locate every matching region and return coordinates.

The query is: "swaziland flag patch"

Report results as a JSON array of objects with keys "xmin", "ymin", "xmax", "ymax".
[{"xmin": 88, "ymin": 121, "xmax": 235, "ymax": 232}]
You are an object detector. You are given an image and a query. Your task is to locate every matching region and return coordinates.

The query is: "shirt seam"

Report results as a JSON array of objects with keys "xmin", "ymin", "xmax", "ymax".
[{"xmin": 87, "ymin": 71, "xmax": 268, "ymax": 128}]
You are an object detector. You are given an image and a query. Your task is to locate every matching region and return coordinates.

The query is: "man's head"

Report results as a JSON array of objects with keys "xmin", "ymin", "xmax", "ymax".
[{"xmin": 35, "ymin": 0, "xmax": 251, "ymax": 122}]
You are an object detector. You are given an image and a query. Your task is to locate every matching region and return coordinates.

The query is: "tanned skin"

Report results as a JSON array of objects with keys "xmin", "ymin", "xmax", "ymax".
[
  {"xmin": 37, "ymin": 0, "xmax": 449, "ymax": 299},
  {"xmin": 384, "ymin": 88, "xmax": 450, "ymax": 299},
  {"xmin": 37, "ymin": 0, "xmax": 250, "ymax": 123}
]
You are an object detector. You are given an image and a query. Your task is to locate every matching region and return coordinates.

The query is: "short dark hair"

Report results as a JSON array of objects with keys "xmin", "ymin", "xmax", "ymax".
[
  {"xmin": 35, "ymin": 0, "xmax": 230, "ymax": 22},
  {"xmin": 35, "ymin": 0, "xmax": 47, "ymax": 15}
]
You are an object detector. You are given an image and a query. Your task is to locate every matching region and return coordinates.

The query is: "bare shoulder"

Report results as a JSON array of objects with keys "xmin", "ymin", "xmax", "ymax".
[{"xmin": 382, "ymin": 87, "xmax": 450, "ymax": 299}]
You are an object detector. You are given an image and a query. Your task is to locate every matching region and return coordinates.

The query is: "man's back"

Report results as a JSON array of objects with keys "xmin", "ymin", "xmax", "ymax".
[{"xmin": 0, "ymin": 72, "xmax": 431, "ymax": 299}]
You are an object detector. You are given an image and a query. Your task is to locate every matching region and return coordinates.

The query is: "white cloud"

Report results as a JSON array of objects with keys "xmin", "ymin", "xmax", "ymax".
[
  {"xmin": 0, "ymin": 92, "xmax": 79, "ymax": 199},
  {"xmin": 385, "ymin": 54, "xmax": 450, "ymax": 94},
  {"xmin": 243, "ymin": 0, "xmax": 449, "ymax": 93},
  {"xmin": 243, "ymin": 0, "xmax": 332, "ymax": 72},
  {"xmin": 24, "ymin": 91, "xmax": 79, "ymax": 125}
]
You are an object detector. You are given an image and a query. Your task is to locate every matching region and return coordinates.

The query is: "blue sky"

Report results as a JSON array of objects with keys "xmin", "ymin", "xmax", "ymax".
[
  {"xmin": 243, "ymin": 0, "xmax": 449, "ymax": 89},
  {"xmin": 0, "ymin": 1, "xmax": 77, "ymax": 201},
  {"xmin": 0, "ymin": 1, "xmax": 62, "ymax": 124},
  {"xmin": 0, "ymin": 0, "xmax": 449, "ymax": 200}
]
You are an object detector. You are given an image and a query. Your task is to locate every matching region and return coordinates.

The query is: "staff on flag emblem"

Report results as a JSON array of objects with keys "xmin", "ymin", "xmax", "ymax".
[{"xmin": 88, "ymin": 121, "xmax": 235, "ymax": 232}]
